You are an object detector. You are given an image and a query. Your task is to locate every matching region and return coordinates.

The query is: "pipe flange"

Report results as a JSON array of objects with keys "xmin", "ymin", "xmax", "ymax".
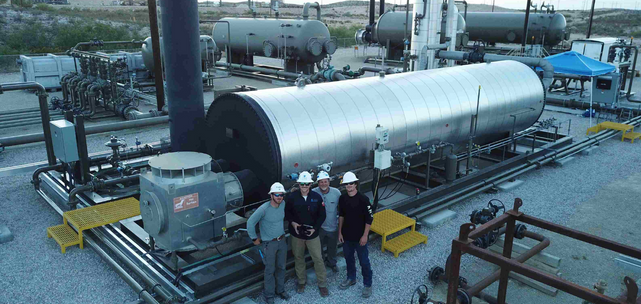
[
  {"xmin": 306, "ymin": 38, "xmax": 323, "ymax": 57},
  {"xmin": 428, "ymin": 266, "xmax": 444, "ymax": 284},
  {"xmin": 324, "ymin": 39, "xmax": 337, "ymax": 55},
  {"xmin": 514, "ymin": 224, "xmax": 528, "ymax": 239},
  {"xmin": 263, "ymin": 41, "xmax": 278, "ymax": 58},
  {"xmin": 457, "ymin": 288, "xmax": 472, "ymax": 304}
]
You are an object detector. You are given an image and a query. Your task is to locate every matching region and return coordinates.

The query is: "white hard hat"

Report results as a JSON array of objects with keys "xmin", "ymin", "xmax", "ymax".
[
  {"xmin": 297, "ymin": 171, "xmax": 314, "ymax": 183},
  {"xmin": 317, "ymin": 171, "xmax": 330, "ymax": 181},
  {"xmin": 268, "ymin": 182, "xmax": 286, "ymax": 194},
  {"xmin": 341, "ymin": 171, "xmax": 359, "ymax": 184}
]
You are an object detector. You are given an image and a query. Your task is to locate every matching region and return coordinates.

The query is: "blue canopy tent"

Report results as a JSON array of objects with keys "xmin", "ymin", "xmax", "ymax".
[{"xmin": 539, "ymin": 51, "xmax": 616, "ymax": 126}]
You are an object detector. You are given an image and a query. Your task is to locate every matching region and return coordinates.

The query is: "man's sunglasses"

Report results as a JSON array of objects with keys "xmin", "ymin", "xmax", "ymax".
[
  {"xmin": 299, "ymin": 183, "xmax": 311, "ymax": 186},
  {"xmin": 345, "ymin": 182, "xmax": 356, "ymax": 186},
  {"xmin": 272, "ymin": 193, "xmax": 284, "ymax": 197}
]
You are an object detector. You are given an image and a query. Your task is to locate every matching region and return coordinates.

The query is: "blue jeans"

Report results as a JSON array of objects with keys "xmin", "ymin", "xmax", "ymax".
[{"xmin": 343, "ymin": 240, "xmax": 372, "ymax": 287}]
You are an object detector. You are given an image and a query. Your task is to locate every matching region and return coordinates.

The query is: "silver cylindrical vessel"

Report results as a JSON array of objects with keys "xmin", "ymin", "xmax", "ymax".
[
  {"xmin": 466, "ymin": 12, "xmax": 567, "ymax": 46},
  {"xmin": 205, "ymin": 61, "xmax": 545, "ymax": 188},
  {"xmin": 212, "ymin": 18, "xmax": 334, "ymax": 64}
]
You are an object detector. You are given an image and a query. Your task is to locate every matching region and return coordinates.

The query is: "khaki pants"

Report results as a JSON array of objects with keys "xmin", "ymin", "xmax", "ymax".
[{"xmin": 291, "ymin": 236, "xmax": 327, "ymax": 287}]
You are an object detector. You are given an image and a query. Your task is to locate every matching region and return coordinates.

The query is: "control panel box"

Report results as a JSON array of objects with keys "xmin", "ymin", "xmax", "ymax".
[
  {"xmin": 592, "ymin": 72, "xmax": 621, "ymax": 104},
  {"xmin": 50, "ymin": 120, "xmax": 78, "ymax": 163},
  {"xmin": 375, "ymin": 126, "xmax": 389, "ymax": 145},
  {"xmin": 374, "ymin": 149, "xmax": 391, "ymax": 170}
]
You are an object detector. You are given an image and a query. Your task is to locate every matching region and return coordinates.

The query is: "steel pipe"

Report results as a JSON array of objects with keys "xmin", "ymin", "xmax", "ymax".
[
  {"xmin": 436, "ymin": 51, "xmax": 555, "ymax": 89},
  {"xmin": 302, "ymin": 2, "xmax": 321, "ymax": 21},
  {"xmin": 215, "ymin": 62, "xmax": 304, "ymax": 79},
  {"xmin": 0, "ymin": 82, "xmax": 56, "ymax": 165},
  {"xmin": 0, "ymin": 116, "xmax": 169, "ymax": 148}
]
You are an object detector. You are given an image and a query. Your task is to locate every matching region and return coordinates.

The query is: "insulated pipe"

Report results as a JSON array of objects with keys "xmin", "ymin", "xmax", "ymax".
[
  {"xmin": 302, "ymin": 2, "xmax": 321, "ymax": 21},
  {"xmin": 0, "ymin": 82, "xmax": 56, "ymax": 165},
  {"xmin": 445, "ymin": 0, "xmax": 457, "ymax": 67},
  {"xmin": 436, "ymin": 50, "xmax": 554, "ymax": 89},
  {"xmin": 160, "ymin": 0, "xmax": 205, "ymax": 153},
  {"xmin": 215, "ymin": 62, "xmax": 304, "ymax": 79},
  {"xmin": 0, "ymin": 116, "xmax": 169, "ymax": 147}
]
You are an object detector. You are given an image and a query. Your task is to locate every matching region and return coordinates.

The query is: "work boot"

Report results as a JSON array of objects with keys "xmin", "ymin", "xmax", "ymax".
[
  {"xmin": 339, "ymin": 278, "xmax": 356, "ymax": 290},
  {"xmin": 297, "ymin": 283, "xmax": 306, "ymax": 294},
  {"xmin": 362, "ymin": 286, "xmax": 372, "ymax": 298},
  {"xmin": 319, "ymin": 286, "xmax": 330, "ymax": 297},
  {"xmin": 277, "ymin": 291, "xmax": 291, "ymax": 300}
]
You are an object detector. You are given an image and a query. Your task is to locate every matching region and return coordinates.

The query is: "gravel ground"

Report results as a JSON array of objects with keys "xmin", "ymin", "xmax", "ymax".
[{"xmin": 2, "ymin": 49, "xmax": 641, "ymax": 303}]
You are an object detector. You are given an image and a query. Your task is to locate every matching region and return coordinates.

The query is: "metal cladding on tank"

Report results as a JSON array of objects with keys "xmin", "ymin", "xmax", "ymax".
[
  {"xmin": 204, "ymin": 61, "xmax": 545, "ymax": 192},
  {"xmin": 212, "ymin": 17, "xmax": 335, "ymax": 64},
  {"xmin": 141, "ymin": 35, "xmax": 216, "ymax": 71},
  {"xmin": 466, "ymin": 12, "xmax": 567, "ymax": 46}
]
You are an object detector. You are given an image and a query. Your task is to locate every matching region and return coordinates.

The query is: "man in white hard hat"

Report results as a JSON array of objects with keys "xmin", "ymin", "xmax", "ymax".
[
  {"xmin": 247, "ymin": 182, "xmax": 290, "ymax": 304},
  {"xmin": 312, "ymin": 171, "xmax": 341, "ymax": 273},
  {"xmin": 284, "ymin": 171, "xmax": 329, "ymax": 297},
  {"xmin": 338, "ymin": 171, "xmax": 374, "ymax": 298}
]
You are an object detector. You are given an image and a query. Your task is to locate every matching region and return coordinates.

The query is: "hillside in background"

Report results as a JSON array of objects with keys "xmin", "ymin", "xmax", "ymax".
[{"xmin": 0, "ymin": 1, "xmax": 640, "ymax": 58}]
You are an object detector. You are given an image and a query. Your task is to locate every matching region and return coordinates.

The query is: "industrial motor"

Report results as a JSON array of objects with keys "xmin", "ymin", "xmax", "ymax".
[
  {"xmin": 204, "ymin": 60, "xmax": 545, "ymax": 194},
  {"xmin": 212, "ymin": 17, "xmax": 336, "ymax": 73},
  {"xmin": 139, "ymin": 152, "xmax": 247, "ymax": 251}
]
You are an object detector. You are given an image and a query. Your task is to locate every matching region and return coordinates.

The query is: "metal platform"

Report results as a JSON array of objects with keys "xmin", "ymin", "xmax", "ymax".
[{"xmin": 47, "ymin": 197, "xmax": 140, "ymax": 253}]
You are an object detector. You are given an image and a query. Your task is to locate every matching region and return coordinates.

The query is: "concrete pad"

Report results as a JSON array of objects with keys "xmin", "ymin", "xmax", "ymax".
[
  {"xmin": 615, "ymin": 255, "xmax": 641, "ymax": 275},
  {"xmin": 580, "ymin": 146, "xmax": 599, "ymax": 156},
  {"xmin": 363, "ymin": 191, "xmax": 408, "ymax": 208},
  {"xmin": 419, "ymin": 209, "xmax": 457, "ymax": 228},
  {"xmin": 230, "ymin": 297, "xmax": 257, "ymax": 304},
  {"xmin": 0, "ymin": 225, "xmax": 13, "ymax": 244},
  {"xmin": 554, "ymin": 156, "xmax": 576, "ymax": 167},
  {"xmin": 497, "ymin": 179, "xmax": 525, "ymax": 192}
]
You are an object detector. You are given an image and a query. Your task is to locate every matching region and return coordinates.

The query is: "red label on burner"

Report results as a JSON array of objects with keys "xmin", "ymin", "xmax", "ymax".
[{"xmin": 174, "ymin": 193, "xmax": 199, "ymax": 213}]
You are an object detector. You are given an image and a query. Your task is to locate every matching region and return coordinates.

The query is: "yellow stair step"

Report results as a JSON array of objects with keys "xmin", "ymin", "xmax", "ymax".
[
  {"xmin": 371, "ymin": 209, "xmax": 416, "ymax": 236},
  {"xmin": 623, "ymin": 132, "xmax": 641, "ymax": 143},
  {"xmin": 383, "ymin": 230, "xmax": 428, "ymax": 258},
  {"xmin": 47, "ymin": 224, "xmax": 80, "ymax": 254}
]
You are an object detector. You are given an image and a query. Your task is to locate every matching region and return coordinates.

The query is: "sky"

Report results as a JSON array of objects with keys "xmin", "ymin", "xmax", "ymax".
[{"xmin": 202, "ymin": 0, "xmax": 641, "ymax": 10}]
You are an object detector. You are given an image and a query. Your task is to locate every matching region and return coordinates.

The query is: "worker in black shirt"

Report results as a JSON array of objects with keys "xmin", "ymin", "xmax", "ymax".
[
  {"xmin": 284, "ymin": 171, "xmax": 329, "ymax": 297},
  {"xmin": 338, "ymin": 171, "xmax": 374, "ymax": 298}
]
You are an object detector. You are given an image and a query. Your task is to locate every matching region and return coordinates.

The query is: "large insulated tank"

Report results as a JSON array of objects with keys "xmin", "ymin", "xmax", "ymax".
[
  {"xmin": 212, "ymin": 18, "xmax": 336, "ymax": 67},
  {"xmin": 204, "ymin": 60, "xmax": 545, "ymax": 192},
  {"xmin": 141, "ymin": 35, "xmax": 217, "ymax": 71},
  {"xmin": 465, "ymin": 12, "xmax": 567, "ymax": 46}
]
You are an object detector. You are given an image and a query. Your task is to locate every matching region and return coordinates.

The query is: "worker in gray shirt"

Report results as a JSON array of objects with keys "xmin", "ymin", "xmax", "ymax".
[
  {"xmin": 312, "ymin": 171, "xmax": 342, "ymax": 273},
  {"xmin": 247, "ymin": 182, "xmax": 290, "ymax": 304}
]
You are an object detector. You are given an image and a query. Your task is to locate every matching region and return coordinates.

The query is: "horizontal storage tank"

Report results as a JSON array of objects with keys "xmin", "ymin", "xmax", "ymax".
[
  {"xmin": 205, "ymin": 61, "xmax": 545, "ymax": 191},
  {"xmin": 212, "ymin": 18, "xmax": 335, "ymax": 64},
  {"xmin": 466, "ymin": 12, "xmax": 567, "ymax": 46},
  {"xmin": 141, "ymin": 35, "xmax": 216, "ymax": 71},
  {"xmin": 356, "ymin": 11, "xmax": 467, "ymax": 49}
]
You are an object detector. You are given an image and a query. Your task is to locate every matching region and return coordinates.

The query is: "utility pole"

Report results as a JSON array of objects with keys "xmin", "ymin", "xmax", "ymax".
[
  {"xmin": 492, "ymin": 0, "xmax": 495, "ymax": 12},
  {"xmin": 522, "ymin": 0, "xmax": 532, "ymax": 53},
  {"xmin": 586, "ymin": 0, "xmax": 596, "ymax": 38}
]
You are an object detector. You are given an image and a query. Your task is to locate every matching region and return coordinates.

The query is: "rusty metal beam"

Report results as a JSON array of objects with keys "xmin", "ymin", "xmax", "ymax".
[{"xmin": 518, "ymin": 214, "xmax": 641, "ymax": 261}]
